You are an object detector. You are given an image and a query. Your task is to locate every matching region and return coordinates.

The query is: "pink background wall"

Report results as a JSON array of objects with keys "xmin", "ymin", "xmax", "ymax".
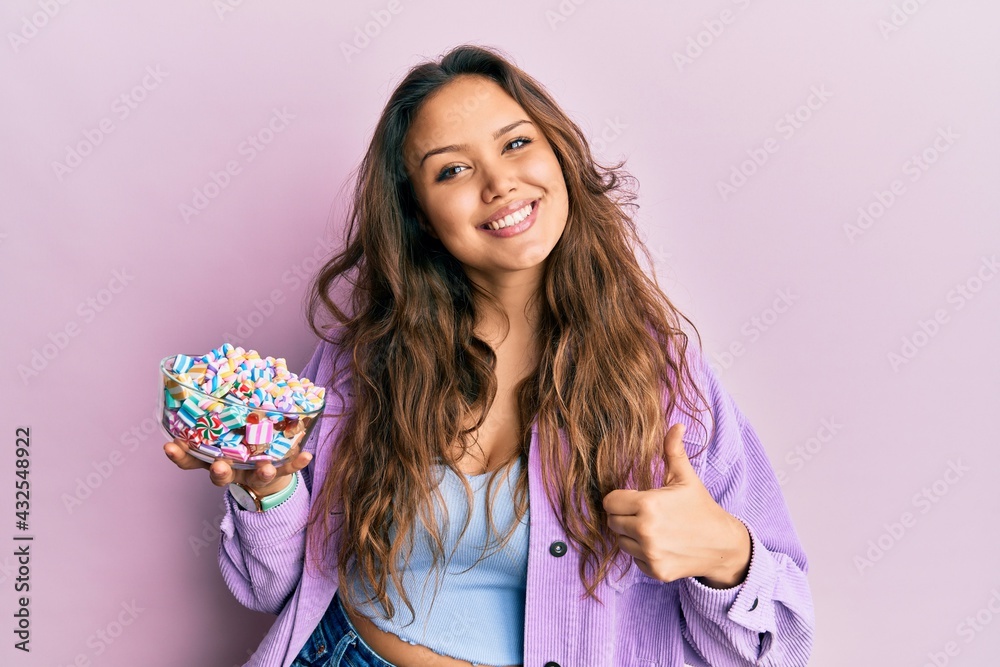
[{"xmin": 2, "ymin": 1, "xmax": 998, "ymax": 665}]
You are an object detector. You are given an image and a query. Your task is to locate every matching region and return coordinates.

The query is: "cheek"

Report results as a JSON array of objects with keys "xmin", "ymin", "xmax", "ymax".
[
  {"xmin": 534, "ymin": 158, "xmax": 568, "ymax": 212},
  {"xmin": 532, "ymin": 154, "xmax": 567, "ymax": 197},
  {"xmin": 426, "ymin": 198, "xmax": 471, "ymax": 232},
  {"xmin": 436, "ymin": 185, "xmax": 490, "ymax": 225}
]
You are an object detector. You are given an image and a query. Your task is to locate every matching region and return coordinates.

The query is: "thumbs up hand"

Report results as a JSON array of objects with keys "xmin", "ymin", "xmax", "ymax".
[{"xmin": 602, "ymin": 423, "xmax": 752, "ymax": 589}]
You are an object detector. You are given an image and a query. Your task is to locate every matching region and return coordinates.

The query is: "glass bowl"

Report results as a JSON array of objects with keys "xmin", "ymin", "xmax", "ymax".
[{"xmin": 159, "ymin": 353, "xmax": 324, "ymax": 469}]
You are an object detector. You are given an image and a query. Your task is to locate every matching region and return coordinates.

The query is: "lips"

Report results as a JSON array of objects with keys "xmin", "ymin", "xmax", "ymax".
[
  {"xmin": 478, "ymin": 199, "xmax": 537, "ymax": 229},
  {"xmin": 477, "ymin": 199, "xmax": 539, "ymax": 237}
]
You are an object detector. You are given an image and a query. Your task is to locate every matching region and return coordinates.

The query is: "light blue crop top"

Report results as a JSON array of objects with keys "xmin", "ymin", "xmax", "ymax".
[{"xmin": 343, "ymin": 457, "xmax": 529, "ymax": 666}]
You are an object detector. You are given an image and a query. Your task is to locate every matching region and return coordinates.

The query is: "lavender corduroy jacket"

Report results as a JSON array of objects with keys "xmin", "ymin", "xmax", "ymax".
[{"xmin": 217, "ymin": 337, "xmax": 815, "ymax": 667}]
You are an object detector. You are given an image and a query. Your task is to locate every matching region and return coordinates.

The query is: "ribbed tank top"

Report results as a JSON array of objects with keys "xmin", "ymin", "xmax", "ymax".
[{"xmin": 342, "ymin": 456, "xmax": 529, "ymax": 666}]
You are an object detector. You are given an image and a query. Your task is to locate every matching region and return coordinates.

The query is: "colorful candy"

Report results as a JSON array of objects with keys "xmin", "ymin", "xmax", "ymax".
[
  {"xmin": 172, "ymin": 354, "xmax": 194, "ymax": 373},
  {"xmin": 220, "ymin": 442, "xmax": 250, "ymax": 462},
  {"xmin": 198, "ymin": 443, "xmax": 223, "ymax": 457},
  {"xmin": 165, "ymin": 374, "xmax": 191, "ymax": 402},
  {"xmin": 194, "ymin": 413, "xmax": 225, "ymax": 444},
  {"xmin": 266, "ymin": 434, "xmax": 294, "ymax": 459},
  {"xmin": 177, "ymin": 396, "xmax": 206, "ymax": 427},
  {"xmin": 245, "ymin": 421, "xmax": 274, "ymax": 447},
  {"xmin": 161, "ymin": 343, "xmax": 324, "ymax": 468},
  {"xmin": 163, "ymin": 387, "xmax": 181, "ymax": 410},
  {"xmin": 219, "ymin": 404, "xmax": 249, "ymax": 429}
]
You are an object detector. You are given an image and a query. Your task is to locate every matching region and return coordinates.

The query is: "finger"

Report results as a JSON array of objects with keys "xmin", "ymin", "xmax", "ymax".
[
  {"xmin": 248, "ymin": 459, "xmax": 279, "ymax": 487},
  {"xmin": 616, "ymin": 533, "xmax": 645, "ymax": 561},
  {"xmin": 606, "ymin": 513, "xmax": 641, "ymax": 540},
  {"xmin": 163, "ymin": 439, "xmax": 211, "ymax": 471},
  {"xmin": 282, "ymin": 450, "xmax": 314, "ymax": 476},
  {"xmin": 619, "ymin": 534, "xmax": 642, "ymax": 553},
  {"xmin": 269, "ymin": 446, "xmax": 312, "ymax": 476},
  {"xmin": 208, "ymin": 458, "xmax": 235, "ymax": 487},
  {"xmin": 662, "ymin": 422, "xmax": 695, "ymax": 485},
  {"xmin": 632, "ymin": 556, "xmax": 654, "ymax": 579},
  {"xmin": 602, "ymin": 488, "xmax": 642, "ymax": 516}
]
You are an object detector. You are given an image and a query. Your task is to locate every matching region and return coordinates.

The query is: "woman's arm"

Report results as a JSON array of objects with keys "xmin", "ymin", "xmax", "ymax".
[
  {"xmin": 216, "ymin": 340, "xmax": 328, "ymax": 615},
  {"xmin": 678, "ymin": 351, "xmax": 815, "ymax": 667}
]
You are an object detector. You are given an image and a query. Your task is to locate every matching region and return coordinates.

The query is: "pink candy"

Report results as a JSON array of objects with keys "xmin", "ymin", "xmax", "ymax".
[{"xmin": 245, "ymin": 421, "xmax": 274, "ymax": 446}]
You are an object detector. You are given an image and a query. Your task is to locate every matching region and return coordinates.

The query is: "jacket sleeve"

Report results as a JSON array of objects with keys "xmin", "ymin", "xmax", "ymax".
[
  {"xmin": 677, "ymin": 349, "xmax": 816, "ymax": 667},
  {"xmin": 216, "ymin": 339, "xmax": 328, "ymax": 615}
]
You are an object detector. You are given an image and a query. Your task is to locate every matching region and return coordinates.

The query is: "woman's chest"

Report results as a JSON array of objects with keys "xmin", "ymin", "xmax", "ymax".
[{"xmin": 453, "ymin": 350, "xmax": 534, "ymax": 475}]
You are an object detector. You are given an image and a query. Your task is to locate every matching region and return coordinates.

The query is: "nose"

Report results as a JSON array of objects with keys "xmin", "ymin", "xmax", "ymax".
[{"xmin": 480, "ymin": 158, "xmax": 518, "ymax": 203}]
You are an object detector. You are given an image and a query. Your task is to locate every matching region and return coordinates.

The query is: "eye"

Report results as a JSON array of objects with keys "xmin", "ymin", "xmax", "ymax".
[
  {"xmin": 435, "ymin": 164, "xmax": 466, "ymax": 181},
  {"xmin": 506, "ymin": 136, "xmax": 533, "ymax": 151},
  {"xmin": 434, "ymin": 136, "xmax": 534, "ymax": 182}
]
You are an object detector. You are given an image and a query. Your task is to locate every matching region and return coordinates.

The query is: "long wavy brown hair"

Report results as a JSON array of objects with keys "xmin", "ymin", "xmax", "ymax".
[{"xmin": 303, "ymin": 43, "xmax": 714, "ymax": 626}]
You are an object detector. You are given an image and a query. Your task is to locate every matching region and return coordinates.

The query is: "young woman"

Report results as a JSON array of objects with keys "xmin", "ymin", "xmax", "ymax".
[{"xmin": 165, "ymin": 44, "xmax": 815, "ymax": 667}]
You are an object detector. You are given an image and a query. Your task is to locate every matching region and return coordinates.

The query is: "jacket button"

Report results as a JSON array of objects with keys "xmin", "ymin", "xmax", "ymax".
[
  {"xmin": 749, "ymin": 597, "xmax": 759, "ymax": 611},
  {"xmin": 544, "ymin": 663, "xmax": 561, "ymax": 667},
  {"xmin": 549, "ymin": 541, "xmax": 567, "ymax": 557}
]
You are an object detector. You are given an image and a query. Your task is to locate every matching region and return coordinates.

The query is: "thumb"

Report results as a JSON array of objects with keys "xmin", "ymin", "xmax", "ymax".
[{"xmin": 662, "ymin": 422, "xmax": 695, "ymax": 486}]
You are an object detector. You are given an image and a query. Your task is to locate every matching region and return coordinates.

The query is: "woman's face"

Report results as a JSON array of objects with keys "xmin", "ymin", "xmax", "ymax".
[{"xmin": 403, "ymin": 75, "xmax": 569, "ymax": 293}]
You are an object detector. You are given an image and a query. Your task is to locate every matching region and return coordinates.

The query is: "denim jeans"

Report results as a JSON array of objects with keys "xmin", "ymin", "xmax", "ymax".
[{"xmin": 292, "ymin": 590, "xmax": 397, "ymax": 667}]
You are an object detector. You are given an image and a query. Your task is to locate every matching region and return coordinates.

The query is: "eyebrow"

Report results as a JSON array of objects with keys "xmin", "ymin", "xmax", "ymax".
[{"xmin": 418, "ymin": 120, "xmax": 534, "ymax": 169}]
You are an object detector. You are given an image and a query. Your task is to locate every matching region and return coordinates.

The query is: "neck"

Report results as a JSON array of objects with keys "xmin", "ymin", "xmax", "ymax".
[
  {"xmin": 468, "ymin": 267, "xmax": 545, "ymax": 345},
  {"xmin": 474, "ymin": 292, "xmax": 541, "ymax": 350}
]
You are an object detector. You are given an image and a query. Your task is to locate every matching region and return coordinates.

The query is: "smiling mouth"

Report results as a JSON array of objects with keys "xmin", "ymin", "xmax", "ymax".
[{"xmin": 478, "ymin": 200, "xmax": 537, "ymax": 231}]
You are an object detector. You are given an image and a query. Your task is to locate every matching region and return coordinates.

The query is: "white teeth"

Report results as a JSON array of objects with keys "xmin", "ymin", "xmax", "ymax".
[{"xmin": 485, "ymin": 203, "xmax": 533, "ymax": 231}]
